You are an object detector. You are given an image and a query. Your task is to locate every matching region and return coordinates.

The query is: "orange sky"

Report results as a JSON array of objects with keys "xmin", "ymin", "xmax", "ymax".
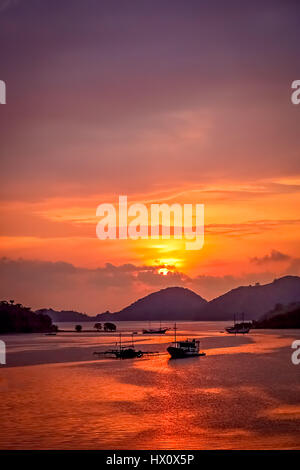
[{"xmin": 0, "ymin": 178, "xmax": 299, "ymax": 312}]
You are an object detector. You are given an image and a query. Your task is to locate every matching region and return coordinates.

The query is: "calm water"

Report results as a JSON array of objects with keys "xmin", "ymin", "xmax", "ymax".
[{"xmin": 0, "ymin": 322, "xmax": 300, "ymax": 449}]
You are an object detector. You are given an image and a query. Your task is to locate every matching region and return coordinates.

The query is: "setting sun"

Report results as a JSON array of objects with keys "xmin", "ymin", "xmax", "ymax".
[{"xmin": 158, "ymin": 267, "xmax": 169, "ymax": 276}]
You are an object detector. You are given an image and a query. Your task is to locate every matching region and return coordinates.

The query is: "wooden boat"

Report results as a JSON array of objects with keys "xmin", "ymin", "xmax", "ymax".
[
  {"xmin": 143, "ymin": 321, "xmax": 168, "ymax": 334},
  {"xmin": 93, "ymin": 334, "xmax": 157, "ymax": 359},
  {"xmin": 167, "ymin": 323, "xmax": 206, "ymax": 359},
  {"xmin": 225, "ymin": 314, "xmax": 251, "ymax": 334}
]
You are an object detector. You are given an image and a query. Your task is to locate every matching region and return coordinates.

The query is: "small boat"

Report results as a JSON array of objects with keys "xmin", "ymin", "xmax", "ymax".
[
  {"xmin": 107, "ymin": 346, "xmax": 143, "ymax": 359},
  {"xmin": 45, "ymin": 332, "xmax": 57, "ymax": 336},
  {"xmin": 225, "ymin": 324, "xmax": 251, "ymax": 334},
  {"xmin": 93, "ymin": 334, "xmax": 157, "ymax": 360},
  {"xmin": 143, "ymin": 327, "xmax": 168, "ymax": 334},
  {"xmin": 143, "ymin": 321, "xmax": 168, "ymax": 335},
  {"xmin": 167, "ymin": 323, "xmax": 206, "ymax": 359},
  {"xmin": 225, "ymin": 314, "xmax": 251, "ymax": 334}
]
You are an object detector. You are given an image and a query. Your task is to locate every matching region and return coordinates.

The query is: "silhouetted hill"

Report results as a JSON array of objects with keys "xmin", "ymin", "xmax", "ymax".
[
  {"xmin": 0, "ymin": 301, "xmax": 53, "ymax": 333},
  {"xmin": 195, "ymin": 276, "xmax": 300, "ymax": 320},
  {"xmin": 254, "ymin": 301, "xmax": 300, "ymax": 328},
  {"xmin": 98, "ymin": 287, "xmax": 207, "ymax": 321},
  {"xmin": 31, "ymin": 275, "xmax": 300, "ymax": 322},
  {"xmin": 36, "ymin": 308, "xmax": 93, "ymax": 322}
]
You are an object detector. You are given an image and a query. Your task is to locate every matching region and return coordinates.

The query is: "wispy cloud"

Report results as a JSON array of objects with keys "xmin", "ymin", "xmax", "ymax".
[{"xmin": 251, "ymin": 250, "xmax": 291, "ymax": 265}]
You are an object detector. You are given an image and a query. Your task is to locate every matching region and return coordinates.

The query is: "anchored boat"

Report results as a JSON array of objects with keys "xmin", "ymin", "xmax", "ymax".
[
  {"xmin": 167, "ymin": 323, "xmax": 206, "ymax": 359},
  {"xmin": 143, "ymin": 321, "xmax": 168, "ymax": 335},
  {"xmin": 225, "ymin": 314, "xmax": 252, "ymax": 334},
  {"xmin": 93, "ymin": 333, "xmax": 158, "ymax": 359}
]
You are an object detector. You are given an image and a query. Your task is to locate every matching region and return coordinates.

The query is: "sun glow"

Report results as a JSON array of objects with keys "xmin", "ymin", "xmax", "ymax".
[{"xmin": 158, "ymin": 267, "xmax": 169, "ymax": 276}]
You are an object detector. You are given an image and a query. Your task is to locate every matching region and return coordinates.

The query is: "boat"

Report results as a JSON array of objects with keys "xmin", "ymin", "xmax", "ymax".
[
  {"xmin": 225, "ymin": 314, "xmax": 251, "ymax": 334},
  {"xmin": 143, "ymin": 321, "xmax": 168, "ymax": 335},
  {"xmin": 143, "ymin": 327, "xmax": 168, "ymax": 334},
  {"xmin": 225, "ymin": 324, "xmax": 251, "ymax": 334},
  {"xmin": 167, "ymin": 323, "xmax": 206, "ymax": 359},
  {"xmin": 107, "ymin": 346, "xmax": 143, "ymax": 359},
  {"xmin": 45, "ymin": 332, "xmax": 57, "ymax": 336},
  {"xmin": 94, "ymin": 335, "xmax": 143, "ymax": 359},
  {"xmin": 93, "ymin": 334, "xmax": 157, "ymax": 359}
]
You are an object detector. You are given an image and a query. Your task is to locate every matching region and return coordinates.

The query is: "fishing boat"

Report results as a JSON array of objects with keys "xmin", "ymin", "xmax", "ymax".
[
  {"xmin": 93, "ymin": 334, "xmax": 157, "ymax": 359},
  {"xmin": 225, "ymin": 314, "xmax": 251, "ymax": 334},
  {"xmin": 109, "ymin": 346, "xmax": 143, "ymax": 359},
  {"xmin": 167, "ymin": 323, "xmax": 206, "ymax": 359},
  {"xmin": 142, "ymin": 321, "xmax": 168, "ymax": 335}
]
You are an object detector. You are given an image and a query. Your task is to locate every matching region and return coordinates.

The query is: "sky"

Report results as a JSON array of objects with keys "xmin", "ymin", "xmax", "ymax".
[{"xmin": 0, "ymin": 0, "xmax": 299, "ymax": 313}]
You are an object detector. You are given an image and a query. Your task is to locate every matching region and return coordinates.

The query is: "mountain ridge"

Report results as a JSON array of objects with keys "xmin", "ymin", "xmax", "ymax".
[
  {"xmin": 196, "ymin": 275, "xmax": 300, "ymax": 320},
  {"xmin": 36, "ymin": 275, "xmax": 300, "ymax": 322}
]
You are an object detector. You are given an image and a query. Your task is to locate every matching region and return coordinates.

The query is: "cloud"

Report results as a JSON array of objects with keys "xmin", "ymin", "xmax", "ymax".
[
  {"xmin": 1, "ymin": 257, "xmax": 298, "ymax": 314},
  {"xmin": 284, "ymin": 258, "xmax": 300, "ymax": 276},
  {"xmin": 250, "ymin": 250, "xmax": 291, "ymax": 265},
  {"xmin": 0, "ymin": 257, "xmax": 188, "ymax": 313},
  {"xmin": 1, "ymin": 1, "xmax": 300, "ymax": 201}
]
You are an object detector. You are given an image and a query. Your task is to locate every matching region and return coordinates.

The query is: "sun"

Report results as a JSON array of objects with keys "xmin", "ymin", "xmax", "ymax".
[{"xmin": 158, "ymin": 267, "xmax": 169, "ymax": 276}]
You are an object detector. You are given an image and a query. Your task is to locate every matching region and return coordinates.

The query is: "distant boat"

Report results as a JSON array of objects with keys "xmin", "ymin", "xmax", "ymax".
[
  {"xmin": 45, "ymin": 332, "xmax": 57, "ymax": 336},
  {"xmin": 143, "ymin": 327, "xmax": 168, "ymax": 334},
  {"xmin": 109, "ymin": 346, "xmax": 144, "ymax": 359},
  {"xmin": 225, "ymin": 325, "xmax": 251, "ymax": 334},
  {"xmin": 93, "ymin": 333, "xmax": 157, "ymax": 359},
  {"xmin": 167, "ymin": 323, "xmax": 206, "ymax": 359},
  {"xmin": 225, "ymin": 314, "xmax": 251, "ymax": 334},
  {"xmin": 143, "ymin": 321, "xmax": 168, "ymax": 335}
]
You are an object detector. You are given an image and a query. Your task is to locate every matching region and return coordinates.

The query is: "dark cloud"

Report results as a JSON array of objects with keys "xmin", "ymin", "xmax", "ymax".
[
  {"xmin": 0, "ymin": 257, "xmax": 188, "ymax": 312},
  {"xmin": 251, "ymin": 250, "xmax": 291, "ymax": 265}
]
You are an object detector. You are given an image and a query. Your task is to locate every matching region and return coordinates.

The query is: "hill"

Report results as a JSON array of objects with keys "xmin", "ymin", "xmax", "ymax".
[
  {"xmin": 31, "ymin": 275, "xmax": 300, "ymax": 322},
  {"xmin": 0, "ymin": 301, "xmax": 53, "ymax": 333},
  {"xmin": 254, "ymin": 302, "xmax": 300, "ymax": 328},
  {"xmin": 36, "ymin": 308, "xmax": 93, "ymax": 323},
  {"xmin": 98, "ymin": 287, "xmax": 207, "ymax": 321},
  {"xmin": 195, "ymin": 276, "xmax": 300, "ymax": 320}
]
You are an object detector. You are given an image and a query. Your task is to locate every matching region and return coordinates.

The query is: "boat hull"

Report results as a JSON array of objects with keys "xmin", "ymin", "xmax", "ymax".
[
  {"xmin": 225, "ymin": 327, "xmax": 250, "ymax": 334},
  {"xmin": 114, "ymin": 348, "xmax": 143, "ymax": 359},
  {"xmin": 167, "ymin": 346, "xmax": 205, "ymax": 359},
  {"xmin": 143, "ymin": 328, "xmax": 168, "ymax": 334}
]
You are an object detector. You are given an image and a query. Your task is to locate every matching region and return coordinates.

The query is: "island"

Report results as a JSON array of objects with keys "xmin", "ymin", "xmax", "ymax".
[{"xmin": 0, "ymin": 300, "xmax": 54, "ymax": 334}]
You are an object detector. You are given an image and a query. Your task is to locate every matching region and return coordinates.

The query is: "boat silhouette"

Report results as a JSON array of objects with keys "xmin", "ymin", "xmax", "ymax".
[{"xmin": 167, "ymin": 323, "xmax": 206, "ymax": 359}]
